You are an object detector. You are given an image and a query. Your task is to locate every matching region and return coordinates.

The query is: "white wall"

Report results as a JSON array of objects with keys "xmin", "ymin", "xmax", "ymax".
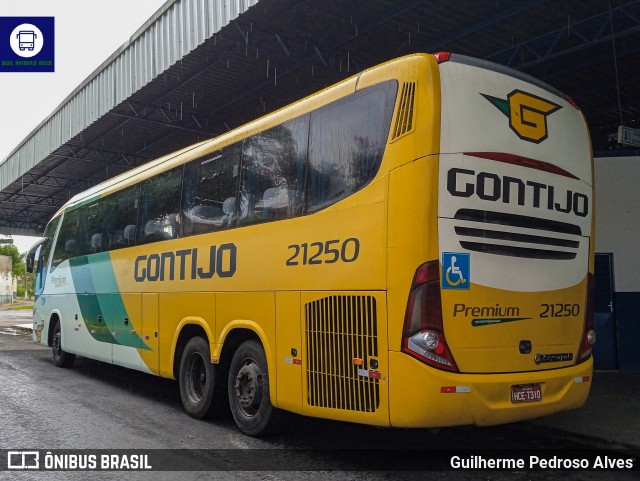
[
  {"xmin": 0, "ymin": 255, "xmax": 12, "ymax": 303},
  {"xmin": 594, "ymin": 156, "xmax": 640, "ymax": 292}
]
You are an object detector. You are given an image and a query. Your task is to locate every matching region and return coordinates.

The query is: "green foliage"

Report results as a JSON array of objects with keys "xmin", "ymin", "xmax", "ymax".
[{"xmin": 0, "ymin": 244, "xmax": 25, "ymax": 277}]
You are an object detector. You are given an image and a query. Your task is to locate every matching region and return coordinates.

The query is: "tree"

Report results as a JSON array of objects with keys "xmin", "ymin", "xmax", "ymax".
[{"xmin": 0, "ymin": 244, "xmax": 25, "ymax": 278}]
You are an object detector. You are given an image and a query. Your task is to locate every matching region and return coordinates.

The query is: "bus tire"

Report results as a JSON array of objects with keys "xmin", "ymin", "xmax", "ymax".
[
  {"xmin": 228, "ymin": 339, "xmax": 279, "ymax": 436},
  {"xmin": 179, "ymin": 336, "xmax": 225, "ymax": 419},
  {"xmin": 52, "ymin": 321, "xmax": 75, "ymax": 368}
]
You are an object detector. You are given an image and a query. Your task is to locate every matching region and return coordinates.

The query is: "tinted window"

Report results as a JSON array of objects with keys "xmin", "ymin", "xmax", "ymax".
[
  {"xmin": 182, "ymin": 144, "xmax": 241, "ymax": 236},
  {"xmin": 307, "ymin": 80, "xmax": 397, "ymax": 212},
  {"xmin": 51, "ymin": 208, "xmax": 81, "ymax": 270},
  {"xmin": 36, "ymin": 216, "xmax": 60, "ymax": 292},
  {"xmin": 138, "ymin": 166, "xmax": 183, "ymax": 244},
  {"xmin": 76, "ymin": 201, "xmax": 106, "ymax": 255},
  {"xmin": 103, "ymin": 185, "xmax": 139, "ymax": 249},
  {"xmin": 237, "ymin": 115, "xmax": 308, "ymax": 226}
]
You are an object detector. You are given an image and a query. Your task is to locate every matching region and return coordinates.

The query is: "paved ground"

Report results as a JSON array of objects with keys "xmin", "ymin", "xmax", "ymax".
[{"xmin": 0, "ymin": 301, "xmax": 638, "ymax": 480}]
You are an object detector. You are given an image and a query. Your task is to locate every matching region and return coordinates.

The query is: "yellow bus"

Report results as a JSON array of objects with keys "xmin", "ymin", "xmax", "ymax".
[{"xmin": 27, "ymin": 52, "xmax": 595, "ymax": 436}]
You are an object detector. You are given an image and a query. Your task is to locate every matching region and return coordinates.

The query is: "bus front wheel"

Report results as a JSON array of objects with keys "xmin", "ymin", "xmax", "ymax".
[
  {"xmin": 228, "ymin": 340, "xmax": 278, "ymax": 436},
  {"xmin": 179, "ymin": 336, "xmax": 225, "ymax": 419},
  {"xmin": 52, "ymin": 321, "xmax": 75, "ymax": 368}
]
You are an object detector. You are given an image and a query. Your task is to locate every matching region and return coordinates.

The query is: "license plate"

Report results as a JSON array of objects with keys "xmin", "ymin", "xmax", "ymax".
[{"xmin": 511, "ymin": 383, "xmax": 542, "ymax": 403}]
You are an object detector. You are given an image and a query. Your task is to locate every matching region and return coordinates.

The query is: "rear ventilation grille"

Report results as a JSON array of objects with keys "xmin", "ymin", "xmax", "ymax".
[
  {"xmin": 392, "ymin": 82, "xmax": 416, "ymax": 140},
  {"xmin": 453, "ymin": 209, "xmax": 582, "ymax": 260},
  {"xmin": 305, "ymin": 295, "xmax": 379, "ymax": 413}
]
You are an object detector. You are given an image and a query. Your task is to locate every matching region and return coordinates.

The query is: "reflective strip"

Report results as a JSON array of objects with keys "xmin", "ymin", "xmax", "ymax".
[
  {"xmin": 441, "ymin": 386, "xmax": 471, "ymax": 393},
  {"xmin": 357, "ymin": 369, "xmax": 382, "ymax": 379}
]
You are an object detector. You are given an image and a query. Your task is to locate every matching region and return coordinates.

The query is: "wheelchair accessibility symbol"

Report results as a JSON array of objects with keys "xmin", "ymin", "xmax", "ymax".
[{"xmin": 442, "ymin": 252, "xmax": 470, "ymax": 290}]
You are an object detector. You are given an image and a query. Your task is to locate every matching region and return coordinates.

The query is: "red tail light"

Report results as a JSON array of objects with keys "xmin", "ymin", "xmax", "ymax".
[
  {"xmin": 402, "ymin": 261, "xmax": 459, "ymax": 372},
  {"xmin": 434, "ymin": 52, "xmax": 452, "ymax": 64},
  {"xmin": 565, "ymin": 95, "xmax": 580, "ymax": 110},
  {"xmin": 576, "ymin": 273, "xmax": 596, "ymax": 364}
]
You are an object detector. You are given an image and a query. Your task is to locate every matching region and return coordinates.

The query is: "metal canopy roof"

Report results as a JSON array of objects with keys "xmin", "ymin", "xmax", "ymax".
[{"xmin": 2, "ymin": 0, "xmax": 639, "ymax": 235}]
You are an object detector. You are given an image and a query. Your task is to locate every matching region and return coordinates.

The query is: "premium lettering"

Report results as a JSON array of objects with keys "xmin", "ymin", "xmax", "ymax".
[{"xmin": 453, "ymin": 303, "xmax": 520, "ymax": 318}]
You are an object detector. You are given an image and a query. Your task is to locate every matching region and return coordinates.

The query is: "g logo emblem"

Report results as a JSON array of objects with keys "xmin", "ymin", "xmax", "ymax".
[{"xmin": 482, "ymin": 90, "xmax": 562, "ymax": 144}]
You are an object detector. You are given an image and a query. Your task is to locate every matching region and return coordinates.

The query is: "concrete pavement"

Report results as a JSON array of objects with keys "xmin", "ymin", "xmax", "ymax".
[
  {"xmin": 0, "ymin": 301, "xmax": 638, "ymax": 450},
  {"xmin": 531, "ymin": 370, "xmax": 640, "ymax": 449},
  {"xmin": 0, "ymin": 300, "xmax": 34, "ymax": 330}
]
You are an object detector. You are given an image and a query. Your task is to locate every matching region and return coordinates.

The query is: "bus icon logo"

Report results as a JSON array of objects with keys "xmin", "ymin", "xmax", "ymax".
[
  {"xmin": 9, "ymin": 24, "xmax": 44, "ymax": 57},
  {"xmin": 442, "ymin": 252, "xmax": 470, "ymax": 290},
  {"xmin": 17, "ymin": 30, "xmax": 37, "ymax": 51}
]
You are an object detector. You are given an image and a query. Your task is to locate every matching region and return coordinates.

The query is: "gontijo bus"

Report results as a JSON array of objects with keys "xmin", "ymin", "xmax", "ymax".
[{"xmin": 27, "ymin": 52, "xmax": 595, "ymax": 436}]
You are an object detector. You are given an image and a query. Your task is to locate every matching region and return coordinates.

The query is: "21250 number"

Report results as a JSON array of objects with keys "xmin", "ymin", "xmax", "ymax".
[
  {"xmin": 286, "ymin": 238, "xmax": 360, "ymax": 266},
  {"xmin": 540, "ymin": 303, "xmax": 580, "ymax": 318}
]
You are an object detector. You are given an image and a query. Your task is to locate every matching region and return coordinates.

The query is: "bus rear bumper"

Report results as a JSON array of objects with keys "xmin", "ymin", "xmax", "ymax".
[{"xmin": 388, "ymin": 351, "xmax": 592, "ymax": 428}]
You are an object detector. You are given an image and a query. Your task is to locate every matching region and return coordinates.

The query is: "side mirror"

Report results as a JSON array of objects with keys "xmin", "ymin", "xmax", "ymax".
[{"xmin": 26, "ymin": 254, "xmax": 34, "ymax": 273}]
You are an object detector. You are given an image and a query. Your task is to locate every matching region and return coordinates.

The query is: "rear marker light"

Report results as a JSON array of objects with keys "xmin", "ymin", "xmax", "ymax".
[
  {"xmin": 565, "ymin": 95, "xmax": 580, "ymax": 110},
  {"xmin": 434, "ymin": 51, "xmax": 452, "ymax": 63},
  {"xmin": 574, "ymin": 376, "xmax": 590, "ymax": 383}
]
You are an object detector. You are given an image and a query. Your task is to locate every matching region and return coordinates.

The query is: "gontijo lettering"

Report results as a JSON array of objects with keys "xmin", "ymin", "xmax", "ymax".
[
  {"xmin": 447, "ymin": 168, "xmax": 589, "ymax": 217},
  {"xmin": 134, "ymin": 243, "xmax": 237, "ymax": 282}
]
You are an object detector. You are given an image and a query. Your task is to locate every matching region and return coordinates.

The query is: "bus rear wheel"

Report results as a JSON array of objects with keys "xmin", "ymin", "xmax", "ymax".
[
  {"xmin": 179, "ymin": 336, "xmax": 225, "ymax": 419},
  {"xmin": 228, "ymin": 340, "xmax": 278, "ymax": 436},
  {"xmin": 52, "ymin": 321, "xmax": 75, "ymax": 368}
]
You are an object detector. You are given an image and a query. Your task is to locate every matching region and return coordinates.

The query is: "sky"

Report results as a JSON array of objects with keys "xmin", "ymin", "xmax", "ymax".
[{"xmin": 0, "ymin": 0, "xmax": 169, "ymax": 253}]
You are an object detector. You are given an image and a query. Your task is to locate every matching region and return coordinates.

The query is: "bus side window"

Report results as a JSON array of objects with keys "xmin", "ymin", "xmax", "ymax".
[
  {"xmin": 51, "ymin": 209, "xmax": 80, "ymax": 270},
  {"xmin": 104, "ymin": 185, "xmax": 140, "ymax": 249},
  {"xmin": 307, "ymin": 80, "xmax": 397, "ymax": 212},
  {"xmin": 138, "ymin": 165, "xmax": 183, "ymax": 244},
  {"xmin": 76, "ymin": 202, "xmax": 106, "ymax": 255},
  {"xmin": 237, "ymin": 115, "xmax": 308, "ymax": 226},
  {"xmin": 182, "ymin": 144, "xmax": 241, "ymax": 236}
]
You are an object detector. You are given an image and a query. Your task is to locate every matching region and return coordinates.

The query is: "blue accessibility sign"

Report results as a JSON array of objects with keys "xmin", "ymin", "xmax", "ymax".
[{"xmin": 441, "ymin": 252, "xmax": 470, "ymax": 290}]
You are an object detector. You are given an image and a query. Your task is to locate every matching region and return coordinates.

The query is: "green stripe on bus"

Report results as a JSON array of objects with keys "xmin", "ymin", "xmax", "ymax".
[{"xmin": 69, "ymin": 254, "xmax": 150, "ymax": 350}]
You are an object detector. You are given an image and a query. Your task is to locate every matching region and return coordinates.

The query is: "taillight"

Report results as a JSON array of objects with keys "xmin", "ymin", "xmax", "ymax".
[
  {"xmin": 576, "ymin": 273, "xmax": 596, "ymax": 364},
  {"xmin": 434, "ymin": 52, "xmax": 452, "ymax": 64},
  {"xmin": 565, "ymin": 95, "xmax": 580, "ymax": 110},
  {"xmin": 402, "ymin": 261, "xmax": 459, "ymax": 372}
]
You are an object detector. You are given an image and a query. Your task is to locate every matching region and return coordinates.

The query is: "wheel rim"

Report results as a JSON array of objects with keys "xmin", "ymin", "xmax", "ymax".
[
  {"xmin": 233, "ymin": 358, "xmax": 263, "ymax": 417},
  {"xmin": 186, "ymin": 353, "xmax": 207, "ymax": 403}
]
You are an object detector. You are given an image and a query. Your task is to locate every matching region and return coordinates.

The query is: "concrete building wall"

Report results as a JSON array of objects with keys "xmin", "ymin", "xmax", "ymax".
[{"xmin": 0, "ymin": 255, "xmax": 12, "ymax": 304}]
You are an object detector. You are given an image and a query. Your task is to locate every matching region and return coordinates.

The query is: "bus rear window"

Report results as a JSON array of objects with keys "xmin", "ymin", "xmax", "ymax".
[{"xmin": 307, "ymin": 80, "xmax": 397, "ymax": 212}]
